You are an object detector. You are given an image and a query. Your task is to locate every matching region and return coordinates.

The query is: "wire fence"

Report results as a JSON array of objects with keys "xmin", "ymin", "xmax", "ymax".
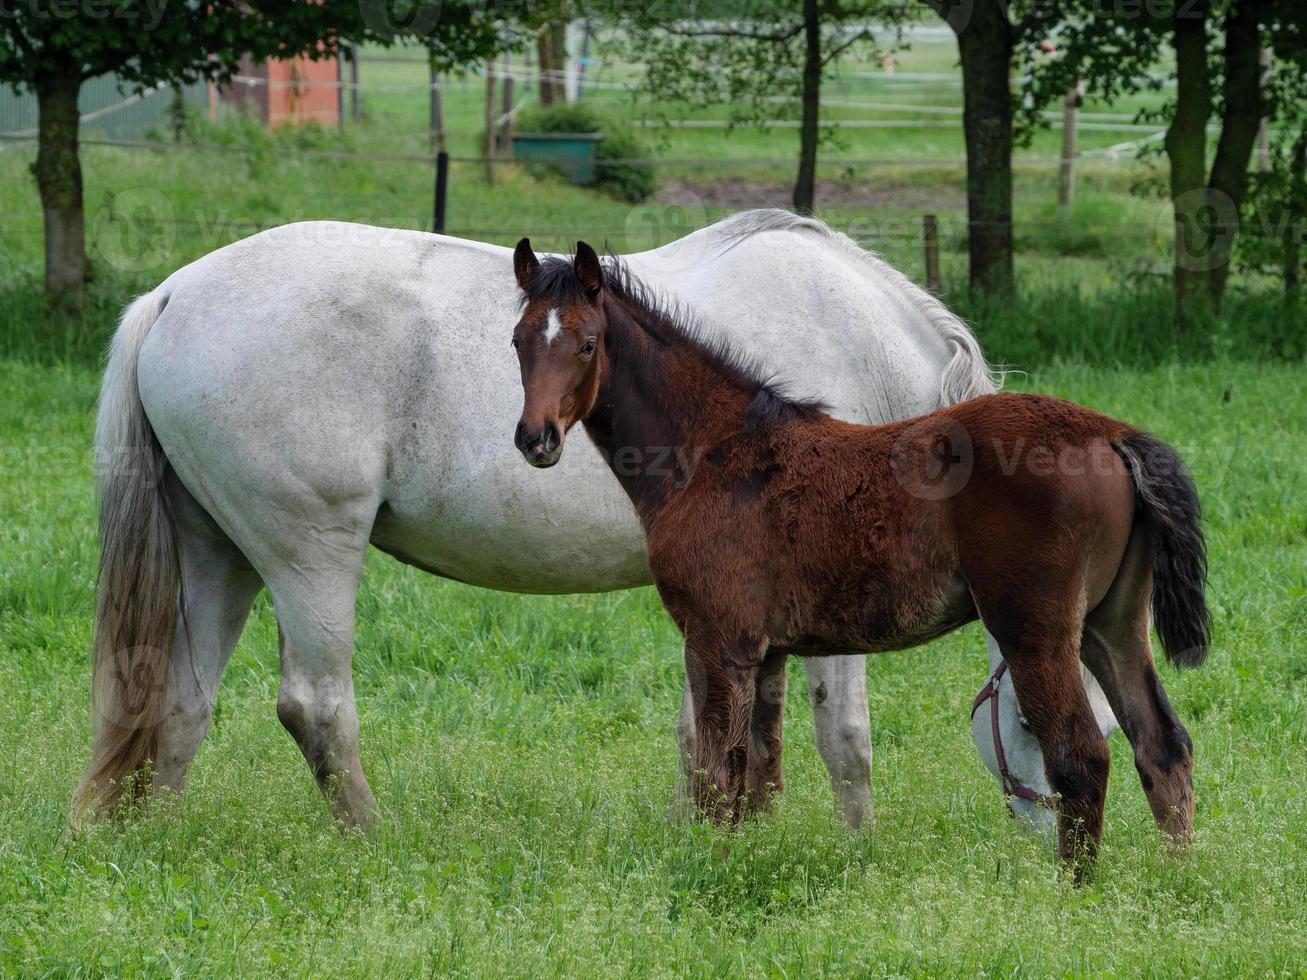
[
  {"xmin": 0, "ymin": 130, "xmax": 1164, "ymax": 168},
  {"xmin": 0, "ymin": 123, "xmax": 1181, "ymax": 256},
  {"xmin": 0, "ymin": 76, "xmax": 207, "ymax": 140},
  {"xmin": 1, "ymin": 49, "xmax": 1189, "ymax": 142},
  {"xmin": 0, "ymin": 43, "xmax": 1194, "ymax": 274}
]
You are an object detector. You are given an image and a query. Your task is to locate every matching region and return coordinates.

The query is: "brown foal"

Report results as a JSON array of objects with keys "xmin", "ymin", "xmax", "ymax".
[{"xmin": 509, "ymin": 240, "xmax": 1209, "ymax": 873}]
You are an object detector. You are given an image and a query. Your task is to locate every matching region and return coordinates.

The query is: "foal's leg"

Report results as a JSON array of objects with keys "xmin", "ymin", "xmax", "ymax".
[
  {"xmin": 804, "ymin": 655, "xmax": 873, "ymax": 829},
  {"xmin": 744, "ymin": 647, "xmax": 789, "ymax": 814},
  {"xmin": 992, "ymin": 623, "xmax": 1111, "ymax": 874},
  {"xmin": 155, "ymin": 481, "xmax": 263, "ymax": 795},
  {"xmin": 684, "ymin": 624, "xmax": 766, "ymax": 824},
  {"xmin": 677, "ymin": 652, "xmax": 873, "ymax": 828},
  {"xmin": 1081, "ymin": 528, "xmax": 1195, "ymax": 842}
]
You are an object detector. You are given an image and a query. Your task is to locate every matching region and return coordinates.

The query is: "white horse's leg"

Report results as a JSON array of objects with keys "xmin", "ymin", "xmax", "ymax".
[
  {"xmin": 269, "ymin": 568, "xmax": 378, "ymax": 828},
  {"xmin": 154, "ymin": 483, "xmax": 263, "ymax": 795},
  {"xmin": 259, "ymin": 512, "xmax": 379, "ymax": 829},
  {"xmin": 804, "ymin": 656, "xmax": 873, "ymax": 829},
  {"xmin": 670, "ymin": 685, "xmax": 697, "ymax": 823}
]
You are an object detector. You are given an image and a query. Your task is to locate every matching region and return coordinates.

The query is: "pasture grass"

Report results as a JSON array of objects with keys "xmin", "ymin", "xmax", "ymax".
[{"xmin": 0, "ymin": 358, "xmax": 1304, "ymax": 975}]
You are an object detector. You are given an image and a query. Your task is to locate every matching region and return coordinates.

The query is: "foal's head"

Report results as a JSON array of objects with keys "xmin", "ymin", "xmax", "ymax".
[{"xmin": 510, "ymin": 238, "xmax": 607, "ymax": 467}]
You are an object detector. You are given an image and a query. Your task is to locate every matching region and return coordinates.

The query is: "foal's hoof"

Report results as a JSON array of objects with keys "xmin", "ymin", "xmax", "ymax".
[
  {"xmin": 668, "ymin": 795, "xmax": 696, "ymax": 826},
  {"xmin": 691, "ymin": 795, "xmax": 741, "ymax": 828},
  {"xmin": 1162, "ymin": 827, "xmax": 1195, "ymax": 858},
  {"xmin": 1058, "ymin": 840, "xmax": 1100, "ymax": 886},
  {"xmin": 741, "ymin": 783, "xmax": 782, "ymax": 820}
]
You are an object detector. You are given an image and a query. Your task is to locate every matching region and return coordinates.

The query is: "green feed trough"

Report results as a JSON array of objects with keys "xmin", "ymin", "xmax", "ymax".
[{"xmin": 511, "ymin": 132, "xmax": 604, "ymax": 185}]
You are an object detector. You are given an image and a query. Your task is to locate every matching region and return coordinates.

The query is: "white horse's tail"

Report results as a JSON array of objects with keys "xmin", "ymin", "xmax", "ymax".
[{"xmin": 71, "ymin": 290, "xmax": 181, "ymax": 827}]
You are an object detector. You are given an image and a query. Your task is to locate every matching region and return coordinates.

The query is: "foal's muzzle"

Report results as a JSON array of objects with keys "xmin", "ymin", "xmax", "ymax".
[{"xmin": 515, "ymin": 420, "xmax": 562, "ymax": 468}]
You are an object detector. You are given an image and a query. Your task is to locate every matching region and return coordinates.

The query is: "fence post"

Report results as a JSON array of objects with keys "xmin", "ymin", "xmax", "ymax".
[
  {"xmin": 1285, "ymin": 137, "xmax": 1304, "ymax": 293},
  {"xmin": 429, "ymin": 64, "xmax": 444, "ymax": 154},
  {"xmin": 349, "ymin": 43, "xmax": 360, "ymax": 121},
  {"xmin": 577, "ymin": 19, "xmax": 592, "ymax": 100},
  {"xmin": 434, "ymin": 150, "xmax": 449, "ymax": 234},
  {"xmin": 336, "ymin": 49, "xmax": 346, "ymax": 132},
  {"xmin": 170, "ymin": 85, "xmax": 185, "ymax": 141},
  {"xmin": 1058, "ymin": 78, "xmax": 1084, "ymax": 208},
  {"xmin": 483, "ymin": 65, "xmax": 496, "ymax": 184},
  {"xmin": 923, "ymin": 214, "xmax": 941, "ymax": 294}
]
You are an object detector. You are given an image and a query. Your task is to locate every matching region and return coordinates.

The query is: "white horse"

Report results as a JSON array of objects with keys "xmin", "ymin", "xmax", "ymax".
[{"xmin": 72, "ymin": 209, "xmax": 1061, "ymax": 831}]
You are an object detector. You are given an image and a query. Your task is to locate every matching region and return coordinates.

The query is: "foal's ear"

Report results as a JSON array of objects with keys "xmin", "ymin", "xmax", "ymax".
[
  {"xmin": 514, "ymin": 238, "xmax": 540, "ymax": 291},
  {"xmin": 574, "ymin": 241, "xmax": 604, "ymax": 299}
]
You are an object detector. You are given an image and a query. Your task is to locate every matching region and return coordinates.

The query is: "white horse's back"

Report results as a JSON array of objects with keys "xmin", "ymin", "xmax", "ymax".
[{"xmin": 135, "ymin": 212, "xmax": 994, "ymax": 595}]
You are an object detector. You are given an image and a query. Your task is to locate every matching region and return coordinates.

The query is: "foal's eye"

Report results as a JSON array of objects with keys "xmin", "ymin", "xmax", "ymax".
[
  {"xmin": 511, "ymin": 337, "xmax": 520, "ymax": 350},
  {"xmin": 1018, "ymin": 715, "xmax": 1031, "ymax": 732},
  {"xmin": 579, "ymin": 338, "xmax": 597, "ymax": 357}
]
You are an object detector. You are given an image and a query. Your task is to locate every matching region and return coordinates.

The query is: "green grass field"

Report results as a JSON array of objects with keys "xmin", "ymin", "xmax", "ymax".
[
  {"xmin": 1, "ymin": 359, "xmax": 1304, "ymax": 975},
  {"xmin": 1, "ymin": 31, "xmax": 1305, "ymax": 977}
]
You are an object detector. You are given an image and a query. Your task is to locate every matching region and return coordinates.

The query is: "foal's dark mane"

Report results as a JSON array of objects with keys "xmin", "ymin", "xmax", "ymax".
[{"xmin": 523, "ymin": 254, "xmax": 826, "ymax": 430}]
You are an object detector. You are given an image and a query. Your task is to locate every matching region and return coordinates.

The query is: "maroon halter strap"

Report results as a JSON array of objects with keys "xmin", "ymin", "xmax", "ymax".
[{"xmin": 971, "ymin": 661, "xmax": 1055, "ymax": 810}]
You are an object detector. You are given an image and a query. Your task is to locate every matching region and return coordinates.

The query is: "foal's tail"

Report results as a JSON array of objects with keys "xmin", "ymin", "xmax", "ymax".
[
  {"xmin": 70, "ymin": 290, "xmax": 182, "ymax": 828},
  {"xmin": 1116, "ymin": 430, "xmax": 1211, "ymax": 669}
]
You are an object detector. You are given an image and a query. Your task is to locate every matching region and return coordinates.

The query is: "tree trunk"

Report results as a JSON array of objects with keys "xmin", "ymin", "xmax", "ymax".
[
  {"xmin": 1164, "ymin": 5, "xmax": 1213, "ymax": 326},
  {"xmin": 536, "ymin": 25, "xmax": 555, "ymax": 105},
  {"xmin": 1256, "ymin": 47, "xmax": 1272, "ymax": 173},
  {"xmin": 537, "ymin": 21, "xmax": 567, "ymax": 106},
  {"xmin": 792, "ymin": 0, "xmax": 821, "ymax": 214},
  {"xmin": 955, "ymin": 3, "xmax": 1015, "ymax": 296},
  {"xmin": 1207, "ymin": 0, "xmax": 1265, "ymax": 308},
  {"xmin": 35, "ymin": 63, "xmax": 86, "ymax": 297},
  {"xmin": 499, "ymin": 52, "xmax": 514, "ymax": 152}
]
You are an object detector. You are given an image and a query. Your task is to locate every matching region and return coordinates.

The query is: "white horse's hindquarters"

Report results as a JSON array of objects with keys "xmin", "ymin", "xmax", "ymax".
[{"xmin": 136, "ymin": 224, "xmax": 650, "ymax": 594}]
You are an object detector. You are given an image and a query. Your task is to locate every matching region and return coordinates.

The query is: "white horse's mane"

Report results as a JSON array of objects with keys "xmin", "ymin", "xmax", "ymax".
[{"xmin": 705, "ymin": 209, "xmax": 1002, "ymax": 405}]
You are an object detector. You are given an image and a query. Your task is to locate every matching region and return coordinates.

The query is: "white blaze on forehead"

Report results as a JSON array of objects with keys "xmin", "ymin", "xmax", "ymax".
[{"xmin": 543, "ymin": 308, "xmax": 563, "ymax": 345}]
